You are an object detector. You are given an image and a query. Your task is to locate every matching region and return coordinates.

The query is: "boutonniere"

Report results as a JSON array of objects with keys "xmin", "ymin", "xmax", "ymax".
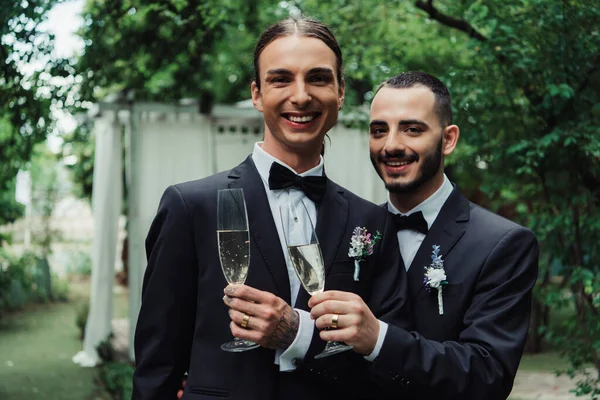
[
  {"xmin": 348, "ymin": 227, "xmax": 382, "ymax": 281},
  {"xmin": 423, "ymin": 245, "xmax": 448, "ymax": 315}
]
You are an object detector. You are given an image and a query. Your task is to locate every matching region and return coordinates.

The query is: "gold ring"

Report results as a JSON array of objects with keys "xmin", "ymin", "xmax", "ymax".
[
  {"xmin": 331, "ymin": 314, "xmax": 339, "ymax": 329},
  {"xmin": 241, "ymin": 313, "xmax": 250, "ymax": 329}
]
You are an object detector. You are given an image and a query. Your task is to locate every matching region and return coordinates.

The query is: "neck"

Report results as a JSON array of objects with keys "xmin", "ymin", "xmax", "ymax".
[
  {"xmin": 262, "ymin": 137, "xmax": 321, "ymax": 174},
  {"xmin": 389, "ymin": 173, "xmax": 445, "ymax": 213}
]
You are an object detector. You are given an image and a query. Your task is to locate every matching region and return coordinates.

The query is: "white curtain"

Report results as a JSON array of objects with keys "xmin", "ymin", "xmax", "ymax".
[
  {"xmin": 325, "ymin": 124, "xmax": 387, "ymax": 204},
  {"xmin": 127, "ymin": 111, "xmax": 214, "ymax": 360},
  {"xmin": 73, "ymin": 112, "xmax": 123, "ymax": 367}
]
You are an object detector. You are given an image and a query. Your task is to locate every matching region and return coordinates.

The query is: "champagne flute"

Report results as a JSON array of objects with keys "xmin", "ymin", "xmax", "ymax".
[
  {"xmin": 217, "ymin": 188, "xmax": 259, "ymax": 352},
  {"xmin": 280, "ymin": 200, "xmax": 353, "ymax": 359}
]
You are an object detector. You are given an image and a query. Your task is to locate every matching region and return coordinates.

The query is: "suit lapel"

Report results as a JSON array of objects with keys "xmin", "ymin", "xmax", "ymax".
[
  {"xmin": 295, "ymin": 180, "xmax": 349, "ymax": 311},
  {"xmin": 406, "ymin": 187, "xmax": 470, "ymax": 299},
  {"xmin": 228, "ymin": 156, "xmax": 291, "ymax": 304}
]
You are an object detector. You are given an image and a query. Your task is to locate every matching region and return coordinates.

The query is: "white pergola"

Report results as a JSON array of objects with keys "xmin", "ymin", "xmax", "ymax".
[{"xmin": 73, "ymin": 101, "xmax": 387, "ymax": 366}]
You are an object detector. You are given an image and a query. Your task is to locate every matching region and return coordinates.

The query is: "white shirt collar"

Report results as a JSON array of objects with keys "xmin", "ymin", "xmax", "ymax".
[
  {"xmin": 251, "ymin": 142, "xmax": 324, "ymax": 197},
  {"xmin": 387, "ymin": 175, "xmax": 454, "ymax": 229}
]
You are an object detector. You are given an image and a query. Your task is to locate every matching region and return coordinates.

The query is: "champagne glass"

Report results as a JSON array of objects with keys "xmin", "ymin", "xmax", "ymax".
[
  {"xmin": 217, "ymin": 188, "xmax": 259, "ymax": 352},
  {"xmin": 280, "ymin": 200, "xmax": 353, "ymax": 359}
]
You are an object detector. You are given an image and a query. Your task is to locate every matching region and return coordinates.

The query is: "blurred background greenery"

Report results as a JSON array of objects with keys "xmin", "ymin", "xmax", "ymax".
[{"xmin": 1, "ymin": 0, "xmax": 599, "ymax": 399}]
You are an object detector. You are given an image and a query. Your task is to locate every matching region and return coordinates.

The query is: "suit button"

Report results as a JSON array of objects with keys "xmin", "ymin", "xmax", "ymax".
[{"xmin": 292, "ymin": 358, "xmax": 302, "ymax": 367}]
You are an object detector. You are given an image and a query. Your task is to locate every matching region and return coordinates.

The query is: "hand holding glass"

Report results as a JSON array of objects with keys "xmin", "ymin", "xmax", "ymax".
[
  {"xmin": 217, "ymin": 188, "xmax": 259, "ymax": 352},
  {"xmin": 280, "ymin": 200, "xmax": 352, "ymax": 359}
]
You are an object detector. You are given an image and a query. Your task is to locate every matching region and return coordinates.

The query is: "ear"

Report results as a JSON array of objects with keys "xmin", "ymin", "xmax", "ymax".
[
  {"xmin": 442, "ymin": 125, "xmax": 460, "ymax": 156},
  {"xmin": 338, "ymin": 79, "xmax": 345, "ymax": 110},
  {"xmin": 251, "ymin": 81, "xmax": 263, "ymax": 112}
]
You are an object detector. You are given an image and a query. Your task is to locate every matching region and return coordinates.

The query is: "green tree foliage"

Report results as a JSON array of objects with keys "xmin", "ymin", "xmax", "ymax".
[
  {"xmin": 404, "ymin": 3, "xmax": 600, "ymax": 395},
  {"xmin": 71, "ymin": 0, "xmax": 599, "ymax": 394},
  {"xmin": 0, "ymin": 0, "xmax": 62, "ymax": 229}
]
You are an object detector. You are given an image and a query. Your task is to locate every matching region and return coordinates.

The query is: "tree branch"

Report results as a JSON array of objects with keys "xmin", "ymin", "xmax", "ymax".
[{"xmin": 415, "ymin": 0, "xmax": 488, "ymax": 42}]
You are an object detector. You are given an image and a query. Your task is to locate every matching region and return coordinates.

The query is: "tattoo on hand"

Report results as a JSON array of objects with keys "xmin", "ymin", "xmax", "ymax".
[{"xmin": 265, "ymin": 306, "xmax": 299, "ymax": 350}]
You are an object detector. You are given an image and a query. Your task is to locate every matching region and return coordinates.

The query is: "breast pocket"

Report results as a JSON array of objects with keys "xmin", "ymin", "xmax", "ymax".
[
  {"xmin": 417, "ymin": 282, "xmax": 463, "ymax": 301},
  {"xmin": 185, "ymin": 386, "xmax": 230, "ymax": 399},
  {"xmin": 327, "ymin": 258, "xmax": 354, "ymax": 274},
  {"xmin": 325, "ymin": 259, "xmax": 362, "ymax": 292}
]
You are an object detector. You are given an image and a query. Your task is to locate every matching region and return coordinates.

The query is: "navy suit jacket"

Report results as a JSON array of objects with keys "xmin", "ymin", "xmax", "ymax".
[
  {"xmin": 369, "ymin": 187, "xmax": 539, "ymax": 400},
  {"xmin": 132, "ymin": 156, "xmax": 412, "ymax": 400}
]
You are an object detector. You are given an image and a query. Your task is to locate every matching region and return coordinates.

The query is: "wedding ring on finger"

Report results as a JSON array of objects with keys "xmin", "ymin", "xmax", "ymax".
[
  {"xmin": 241, "ymin": 313, "xmax": 250, "ymax": 329},
  {"xmin": 331, "ymin": 314, "xmax": 339, "ymax": 329}
]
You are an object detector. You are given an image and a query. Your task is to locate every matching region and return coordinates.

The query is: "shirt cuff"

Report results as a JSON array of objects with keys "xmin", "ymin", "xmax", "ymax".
[
  {"xmin": 364, "ymin": 320, "xmax": 388, "ymax": 362},
  {"xmin": 276, "ymin": 309, "xmax": 314, "ymax": 371}
]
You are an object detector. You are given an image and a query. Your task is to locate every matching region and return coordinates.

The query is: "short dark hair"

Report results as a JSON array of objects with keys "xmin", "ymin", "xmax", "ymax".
[
  {"xmin": 378, "ymin": 71, "xmax": 452, "ymax": 127},
  {"xmin": 253, "ymin": 17, "xmax": 344, "ymax": 90}
]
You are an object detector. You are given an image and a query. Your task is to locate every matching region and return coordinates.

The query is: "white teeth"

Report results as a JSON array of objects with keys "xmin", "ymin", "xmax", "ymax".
[
  {"xmin": 386, "ymin": 161, "xmax": 411, "ymax": 166},
  {"xmin": 289, "ymin": 115, "xmax": 315, "ymax": 123}
]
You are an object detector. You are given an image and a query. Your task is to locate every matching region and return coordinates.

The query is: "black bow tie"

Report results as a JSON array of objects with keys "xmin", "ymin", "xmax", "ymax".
[
  {"xmin": 393, "ymin": 211, "xmax": 428, "ymax": 234},
  {"xmin": 268, "ymin": 162, "xmax": 327, "ymax": 204}
]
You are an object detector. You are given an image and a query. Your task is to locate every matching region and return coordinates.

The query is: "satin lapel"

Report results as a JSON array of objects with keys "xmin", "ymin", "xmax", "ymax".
[
  {"xmin": 228, "ymin": 156, "xmax": 291, "ymax": 304},
  {"xmin": 406, "ymin": 187, "xmax": 470, "ymax": 299},
  {"xmin": 295, "ymin": 180, "xmax": 349, "ymax": 311}
]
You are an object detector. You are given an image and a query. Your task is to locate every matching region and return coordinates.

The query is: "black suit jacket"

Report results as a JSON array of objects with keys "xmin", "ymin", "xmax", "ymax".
[
  {"xmin": 370, "ymin": 187, "xmax": 539, "ymax": 400},
  {"xmin": 132, "ymin": 156, "xmax": 411, "ymax": 400}
]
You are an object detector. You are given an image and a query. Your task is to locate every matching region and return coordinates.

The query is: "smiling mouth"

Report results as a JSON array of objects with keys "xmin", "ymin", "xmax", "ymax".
[
  {"xmin": 384, "ymin": 160, "xmax": 414, "ymax": 167},
  {"xmin": 282, "ymin": 112, "xmax": 321, "ymax": 124}
]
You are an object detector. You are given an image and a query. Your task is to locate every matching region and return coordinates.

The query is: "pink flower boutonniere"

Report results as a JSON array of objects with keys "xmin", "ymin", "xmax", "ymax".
[{"xmin": 348, "ymin": 227, "xmax": 382, "ymax": 281}]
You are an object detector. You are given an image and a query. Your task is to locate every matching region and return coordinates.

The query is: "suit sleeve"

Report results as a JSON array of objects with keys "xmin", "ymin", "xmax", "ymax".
[
  {"xmin": 132, "ymin": 185, "xmax": 198, "ymax": 400},
  {"xmin": 295, "ymin": 211, "xmax": 413, "ymax": 397},
  {"xmin": 370, "ymin": 226, "xmax": 539, "ymax": 400}
]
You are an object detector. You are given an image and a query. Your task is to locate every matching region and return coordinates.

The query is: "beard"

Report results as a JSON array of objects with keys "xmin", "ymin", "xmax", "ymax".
[{"xmin": 371, "ymin": 135, "xmax": 443, "ymax": 195}]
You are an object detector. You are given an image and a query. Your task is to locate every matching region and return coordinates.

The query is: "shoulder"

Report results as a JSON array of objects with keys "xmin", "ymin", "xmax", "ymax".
[
  {"xmin": 173, "ymin": 170, "xmax": 230, "ymax": 197},
  {"xmin": 330, "ymin": 180, "xmax": 389, "ymax": 220},
  {"xmin": 468, "ymin": 201, "xmax": 537, "ymax": 244},
  {"xmin": 157, "ymin": 170, "xmax": 231, "ymax": 212}
]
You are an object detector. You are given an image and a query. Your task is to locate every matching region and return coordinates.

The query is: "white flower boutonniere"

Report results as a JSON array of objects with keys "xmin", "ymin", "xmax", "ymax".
[
  {"xmin": 423, "ymin": 245, "xmax": 448, "ymax": 315},
  {"xmin": 348, "ymin": 227, "xmax": 382, "ymax": 281}
]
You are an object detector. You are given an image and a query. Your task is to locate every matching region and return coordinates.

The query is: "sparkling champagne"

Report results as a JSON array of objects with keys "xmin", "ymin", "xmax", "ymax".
[
  {"xmin": 288, "ymin": 244, "xmax": 325, "ymax": 295},
  {"xmin": 218, "ymin": 230, "xmax": 250, "ymax": 284}
]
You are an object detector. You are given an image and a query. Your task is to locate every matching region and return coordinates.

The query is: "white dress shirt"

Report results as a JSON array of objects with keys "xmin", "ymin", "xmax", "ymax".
[
  {"xmin": 387, "ymin": 175, "xmax": 454, "ymax": 270},
  {"xmin": 251, "ymin": 143, "xmax": 320, "ymax": 371},
  {"xmin": 371, "ymin": 175, "xmax": 455, "ymax": 354},
  {"xmin": 251, "ymin": 143, "xmax": 393, "ymax": 369}
]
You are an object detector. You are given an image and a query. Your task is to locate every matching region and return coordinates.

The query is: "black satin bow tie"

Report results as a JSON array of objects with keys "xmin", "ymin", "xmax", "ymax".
[
  {"xmin": 268, "ymin": 162, "xmax": 327, "ymax": 204},
  {"xmin": 393, "ymin": 211, "xmax": 429, "ymax": 234}
]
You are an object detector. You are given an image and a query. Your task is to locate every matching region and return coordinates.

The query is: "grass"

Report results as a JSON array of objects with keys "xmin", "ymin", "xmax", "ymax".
[
  {"xmin": 0, "ymin": 278, "xmax": 129, "ymax": 400},
  {"xmin": 519, "ymin": 351, "xmax": 570, "ymax": 372}
]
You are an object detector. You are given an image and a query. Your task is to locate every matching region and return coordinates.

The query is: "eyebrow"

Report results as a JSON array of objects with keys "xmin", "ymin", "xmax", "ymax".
[
  {"xmin": 266, "ymin": 68, "xmax": 293, "ymax": 76},
  {"xmin": 369, "ymin": 119, "xmax": 430, "ymax": 129},
  {"xmin": 265, "ymin": 67, "xmax": 334, "ymax": 76},
  {"xmin": 307, "ymin": 67, "xmax": 334, "ymax": 75},
  {"xmin": 399, "ymin": 119, "xmax": 428, "ymax": 127},
  {"xmin": 369, "ymin": 120, "xmax": 388, "ymax": 128}
]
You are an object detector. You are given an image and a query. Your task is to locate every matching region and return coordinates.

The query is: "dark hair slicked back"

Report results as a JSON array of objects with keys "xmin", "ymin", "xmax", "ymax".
[
  {"xmin": 253, "ymin": 17, "xmax": 344, "ymax": 89},
  {"xmin": 380, "ymin": 71, "xmax": 452, "ymax": 127}
]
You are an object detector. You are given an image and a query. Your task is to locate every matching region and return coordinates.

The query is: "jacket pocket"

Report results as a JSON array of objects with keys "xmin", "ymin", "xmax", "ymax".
[
  {"xmin": 417, "ymin": 282, "xmax": 463, "ymax": 301},
  {"xmin": 188, "ymin": 386, "xmax": 230, "ymax": 398}
]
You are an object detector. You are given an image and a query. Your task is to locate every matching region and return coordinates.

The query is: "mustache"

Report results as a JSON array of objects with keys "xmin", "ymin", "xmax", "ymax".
[{"xmin": 378, "ymin": 151, "xmax": 419, "ymax": 163}]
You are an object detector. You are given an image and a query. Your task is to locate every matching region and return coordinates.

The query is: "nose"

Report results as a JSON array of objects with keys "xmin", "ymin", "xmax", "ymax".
[
  {"xmin": 382, "ymin": 129, "xmax": 406, "ymax": 155},
  {"xmin": 289, "ymin": 81, "xmax": 312, "ymax": 107}
]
